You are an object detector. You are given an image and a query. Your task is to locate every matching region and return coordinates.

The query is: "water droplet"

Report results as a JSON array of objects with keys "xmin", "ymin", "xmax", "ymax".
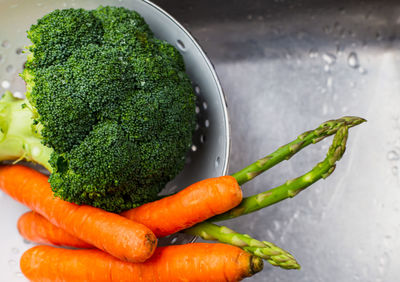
[
  {"xmin": 358, "ymin": 67, "xmax": 367, "ymax": 75},
  {"xmin": 387, "ymin": 150, "xmax": 399, "ymax": 160},
  {"xmin": 323, "ymin": 25, "xmax": 332, "ymax": 34},
  {"xmin": 347, "ymin": 52, "xmax": 360, "ymax": 68},
  {"xmin": 322, "ymin": 104, "xmax": 328, "ymax": 115},
  {"xmin": 336, "ymin": 44, "xmax": 343, "ymax": 56},
  {"xmin": 339, "ymin": 28, "xmax": 347, "ymax": 38},
  {"xmin": 194, "ymin": 85, "xmax": 200, "ymax": 95},
  {"xmin": 8, "ymin": 259, "xmax": 16, "ymax": 267},
  {"xmin": 1, "ymin": 80, "xmax": 10, "ymax": 89},
  {"xmin": 1, "ymin": 40, "xmax": 10, "ymax": 48},
  {"xmin": 341, "ymin": 106, "xmax": 348, "ymax": 113},
  {"xmin": 13, "ymin": 91, "xmax": 24, "ymax": 98},
  {"xmin": 15, "ymin": 272, "xmax": 23, "ymax": 277},
  {"xmin": 273, "ymin": 220, "xmax": 281, "ymax": 231},
  {"xmin": 327, "ymin": 77, "xmax": 333, "ymax": 88},
  {"xmin": 215, "ymin": 156, "xmax": 220, "ymax": 168},
  {"xmin": 322, "ymin": 53, "xmax": 336, "ymax": 65},
  {"xmin": 6, "ymin": 65, "xmax": 13, "ymax": 73},
  {"xmin": 266, "ymin": 229, "xmax": 276, "ymax": 240},
  {"xmin": 379, "ymin": 252, "xmax": 390, "ymax": 272},
  {"xmin": 308, "ymin": 48, "xmax": 318, "ymax": 58}
]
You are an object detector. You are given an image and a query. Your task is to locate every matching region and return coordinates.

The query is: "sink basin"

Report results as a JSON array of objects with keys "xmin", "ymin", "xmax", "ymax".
[{"xmin": 153, "ymin": 0, "xmax": 400, "ymax": 281}]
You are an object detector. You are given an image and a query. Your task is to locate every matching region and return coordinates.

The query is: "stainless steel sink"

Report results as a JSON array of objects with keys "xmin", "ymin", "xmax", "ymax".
[{"xmin": 154, "ymin": 1, "xmax": 400, "ymax": 281}]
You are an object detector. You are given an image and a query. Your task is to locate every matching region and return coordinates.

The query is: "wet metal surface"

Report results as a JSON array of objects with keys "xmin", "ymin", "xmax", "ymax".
[{"xmin": 153, "ymin": 1, "xmax": 400, "ymax": 281}]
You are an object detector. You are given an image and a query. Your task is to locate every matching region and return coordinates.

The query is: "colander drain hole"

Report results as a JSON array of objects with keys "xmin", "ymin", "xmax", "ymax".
[{"xmin": 176, "ymin": 39, "xmax": 186, "ymax": 51}]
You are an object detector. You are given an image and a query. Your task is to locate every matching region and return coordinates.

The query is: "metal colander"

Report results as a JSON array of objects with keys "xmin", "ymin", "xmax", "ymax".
[{"xmin": 0, "ymin": 0, "xmax": 230, "ymax": 280}]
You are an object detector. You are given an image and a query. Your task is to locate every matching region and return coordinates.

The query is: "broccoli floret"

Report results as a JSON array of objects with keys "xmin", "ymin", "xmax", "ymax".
[{"xmin": 4, "ymin": 6, "xmax": 196, "ymax": 212}]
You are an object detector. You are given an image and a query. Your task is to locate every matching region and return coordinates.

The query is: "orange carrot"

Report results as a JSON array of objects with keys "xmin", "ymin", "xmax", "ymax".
[
  {"xmin": 18, "ymin": 211, "xmax": 93, "ymax": 249},
  {"xmin": 16, "ymin": 176, "xmax": 243, "ymax": 247},
  {"xmin": 122, "ymin": 175, "xmax": 243, "ymax": 237},
  {"xmin": 21, "ymin": 243, "xmax": 263, "ymax": 282},
  {"xmin": 0, "ymin": 165, "xmax": 157, "ymax": 263}
]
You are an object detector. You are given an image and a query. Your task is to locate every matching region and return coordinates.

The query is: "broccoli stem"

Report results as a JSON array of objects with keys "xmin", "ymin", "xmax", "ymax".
[{"xmin": 0, "ymin": 92, "xmax": 52, "ymax": 171}]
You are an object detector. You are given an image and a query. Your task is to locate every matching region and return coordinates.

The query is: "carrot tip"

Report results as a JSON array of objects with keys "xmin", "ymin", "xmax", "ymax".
[{"xmin": 249, "ymin": 256, "xmax": 264, "ymax": 276}]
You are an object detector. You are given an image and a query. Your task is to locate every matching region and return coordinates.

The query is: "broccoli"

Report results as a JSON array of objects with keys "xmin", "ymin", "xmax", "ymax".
[{"xmin": 0, "ymin": 6, "xmax": 196, "ymax": 212}]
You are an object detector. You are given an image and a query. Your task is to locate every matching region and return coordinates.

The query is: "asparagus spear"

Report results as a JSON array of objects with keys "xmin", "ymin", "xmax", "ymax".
[
  {"xmin": 211, "ymin": 124, "xmax": 351, "ymax": 222},
  {"xmin": 185, "ymin": 222, "xmax": 300, "ymax": 269},
  {"xmin": 185, "ymin": 125, "xmax": 353, "ymax": 269},
  {"xmin": 232, "ymin": 116, "xmax": 365, "ymax": 185}
]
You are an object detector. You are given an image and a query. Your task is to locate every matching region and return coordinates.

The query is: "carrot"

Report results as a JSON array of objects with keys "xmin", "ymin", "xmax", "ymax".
[
  {"xmin": 18, "ymin": 211, "xmax": 93, "ymax": 249},
  {"xmin": 9, "ymin": 163, "xmax": 242, "ymax": 239},
  {"xmin": 16, "ymin": 176, "xmax": 242, "ymax": 247},
  {"xmin": 0, "ymin": 165, "xmax": 157, "ymax": 263},
  {"xmin": 122, "ymin": 175, "xmax": 243, "ymax": 237},
  {"xmin": 21, "ymin": 243, "xmax": 263, "ymax": 282}
]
